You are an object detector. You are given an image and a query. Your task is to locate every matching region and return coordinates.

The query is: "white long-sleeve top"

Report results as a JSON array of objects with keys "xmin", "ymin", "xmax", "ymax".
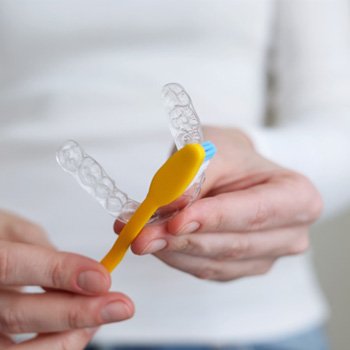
[{"xmin": 0, "ymin": 0, "xmax": 350, "ymax": 345}]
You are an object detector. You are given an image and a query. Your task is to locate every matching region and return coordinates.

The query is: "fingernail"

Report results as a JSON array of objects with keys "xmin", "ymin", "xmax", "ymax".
[
  {"xmin": 101, "ymin": 301, "xmax": 131, "ymax": 322},
  {"xmin": 141, "ymin": 239, "xmax": 167, "ymax": 255},
  {"xmin": 77, "ymin": 271, "xmax": 109, "ymax": 294},
  {"xmin": 178, "ymin": 221, "xmax": 200, "ymax": 234}
]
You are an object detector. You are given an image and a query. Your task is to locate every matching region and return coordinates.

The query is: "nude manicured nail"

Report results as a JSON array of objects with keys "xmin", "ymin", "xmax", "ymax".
[
  {"xmin": 141, "ymin": 239, "xmax": 167, "ymax": 255},
  {"xmin": 77, "ymin": 271, "xmax": 109, "ymax": 294},
  {"xmin": 101, "ymin": 301, "xmax": 131, "ymax": 322},
  {"xmin": 178, "ymin": 221, "xmax": 200, "ymax": 234}
]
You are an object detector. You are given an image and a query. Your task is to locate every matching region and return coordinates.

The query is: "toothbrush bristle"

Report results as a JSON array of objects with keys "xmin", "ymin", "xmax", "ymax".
[{"xmin": 201, "ymin": 141, "xmax": 217, "ymax": 161}]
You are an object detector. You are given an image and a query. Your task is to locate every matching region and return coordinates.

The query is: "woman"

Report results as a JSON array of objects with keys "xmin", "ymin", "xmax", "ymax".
[{"xmin": 0, "ymin": 0, "xmax": 349, "ymax": 349}]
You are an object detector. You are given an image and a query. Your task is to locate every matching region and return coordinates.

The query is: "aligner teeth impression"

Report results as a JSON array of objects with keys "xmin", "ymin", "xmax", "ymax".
[{"xmin": 57, "ymin": 83, "xmax": 206, "ymax": 223}]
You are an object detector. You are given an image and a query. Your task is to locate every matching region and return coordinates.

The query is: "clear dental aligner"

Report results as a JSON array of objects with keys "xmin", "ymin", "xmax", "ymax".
[
  {"xmin": 56, "ymin": 140, "xmax": 140, "ymax": 222},
  {"xmin": 162, "ymin": 83, "xmax": 203, "ymax": 149},
  {"xmin": 162, "ymin": 83, "xmax": 207, "ymax": 198},
  {"xmin": 56, "ymin": 83, "xmax": 207, "ymax": 223}
]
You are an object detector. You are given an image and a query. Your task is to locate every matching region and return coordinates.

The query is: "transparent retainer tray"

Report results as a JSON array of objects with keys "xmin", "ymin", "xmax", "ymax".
[{"xmin": 56, "ymin": 83, "xmax": 207, "ymax": 224}]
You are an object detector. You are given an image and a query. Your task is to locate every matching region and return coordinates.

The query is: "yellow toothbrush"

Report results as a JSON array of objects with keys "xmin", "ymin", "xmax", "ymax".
[{"xmin": 100, "ymin": 141, "xmax": 216, "ymax": 272}]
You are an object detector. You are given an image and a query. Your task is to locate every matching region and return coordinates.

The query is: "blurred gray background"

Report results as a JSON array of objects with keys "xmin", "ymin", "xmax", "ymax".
[{"xmin": 312, "ymin": 209, "xmax": 350, "ymax": 350}]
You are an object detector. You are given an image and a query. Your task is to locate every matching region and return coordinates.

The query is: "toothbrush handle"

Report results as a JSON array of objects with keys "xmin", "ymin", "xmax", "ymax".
[{"xmin": 100, "ymin": 197, "xmax": 157, "ymax": 272}]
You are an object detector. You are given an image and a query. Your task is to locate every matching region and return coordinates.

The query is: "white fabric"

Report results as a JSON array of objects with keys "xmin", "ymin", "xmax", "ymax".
[{"xmin": 1, "ymin": 0, "xmax": 350, "ymax": 345}]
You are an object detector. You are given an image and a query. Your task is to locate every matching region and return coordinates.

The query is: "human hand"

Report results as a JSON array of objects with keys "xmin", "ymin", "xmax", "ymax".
[
  {"xmin": 0, "ymin": 211, "xmax": 134, "ymax": 349},
  {"xmin": 115, "ymin": 126, "xmax": 323, "ymax": 282}
]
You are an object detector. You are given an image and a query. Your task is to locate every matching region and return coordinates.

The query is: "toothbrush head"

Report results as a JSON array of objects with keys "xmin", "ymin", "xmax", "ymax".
[
  {"xmin": 202, "ymin": 141, "xmax": 217, "ymax": 162},
  {"xmin": 148, "ymin": 141, "xmax": 216, "ymax": 208},
  {"xmin": 101, "ymin": 141, "xmax": 217, "ymax": 271}
]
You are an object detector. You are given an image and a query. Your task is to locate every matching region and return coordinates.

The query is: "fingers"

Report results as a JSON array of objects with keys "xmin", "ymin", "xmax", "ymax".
[
  {"xmin": 0, "ymin": 291, "xmax": 134, "ymax": 334},
  {"xmin": 114, "ymin": 220, "xmax": 169, "ymax": 256},
  {"xmin": 0, "ymin": 333, "xmax": 14, "ymax": 348},
  {"xmin": 164, "ymin": 227, "xmax": 309, "ymax": 260},
  {"xmin": 167, "ymin": 173, "xmax": 323, "ymax": 234},
  {"xmin": 0, "ymin": 241, "xmax": 111, "ymax": 295},
  {"xmin": 127, "ymin": 220, "xmax": 309, "ymax": 259},
  {"xmin": 155, "ymin": 250, "xmax": 274, "ymax": 282},
  {"xmin": 0, "ymin": 211, "xmax": 53, "ymax": 249},
  {"xmin": 11, "ymin": 328, "xmax": 98, "ymax": 350}
]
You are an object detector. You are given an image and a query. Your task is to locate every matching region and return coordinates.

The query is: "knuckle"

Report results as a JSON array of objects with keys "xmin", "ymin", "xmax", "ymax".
[
  {"xmin": 194, "ymin": 263, "xmax": 221, "ymax": 281},
  {"xmin": 205, "ymin": 196, "xmax": 225, "ymax": 232},
  {"xmin": 59, "ymin": 340, "xmax": 71, "ymax": 350},
  {"xmin": 0, "ymin": 306, "xmax": 23, "ymax": 333},
  {"xmin": 0, "ymin": 246, "xmax": 10, "ymax": 285},
  {"xmin": 213, "ymin": 208, "xmax": 225, "ymax": 232},
  {"xmin": 172, "ymin": 237, "xmax": 191, "ymax": 252},
  {"xmin": 60, "ymin": 335, "xmax": 78, "ymax": 350},
  {"xmin": 173, "ymin": 237, "xmax": 209, "ymax": 256},
  {"xmin": 255, "ymin": 261, "xmax": 274, "ymax": 275},
  {"xmin": 214, "ymin": 273, "xmax": 238, "ymax": 282},
  {"xmin": 249, "ymin": 196, "xmax": 271, "ymax": 230},
  {"xmin": 67, "ymin": 307, "xmax": 82, "ymax": 329},
  {"xmin": 66, "ymin": 299, "xmax": 98, "ymax": 329},
  {"xmin": 60, "ymin": 329, "xmax": 90, "ymax": 350},
  {"xmin": 189, "ymin": 239, "xmax": 210, "ymax": 256},
  {"xmin": 50, "ymin": 253, "xmax": 69, "ymax": 289},
  {"xmin": 289, "ymin": 234, "xmax": 310, "ymax": 255},
  {"xmin": 294, "ymin": 175, "xmax": 324, "ymax": 223},
  {"xmin": 221, "ymin": 238, "xmax": 249, "ymax": 260},
  {"xmin": 215, "ymin": 267, "xmax": 248, "ymax": 282}
]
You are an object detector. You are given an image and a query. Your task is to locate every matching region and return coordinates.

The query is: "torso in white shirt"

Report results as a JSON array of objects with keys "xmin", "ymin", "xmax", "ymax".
[{"xmin": 0, "ymin": 0, "xmax": 327, "ymax": 344}]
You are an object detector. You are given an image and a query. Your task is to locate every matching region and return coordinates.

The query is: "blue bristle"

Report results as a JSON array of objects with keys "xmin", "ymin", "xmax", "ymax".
[{"xmin": 201, "ymin": 141, "xmax": 217, "ymax": 161}]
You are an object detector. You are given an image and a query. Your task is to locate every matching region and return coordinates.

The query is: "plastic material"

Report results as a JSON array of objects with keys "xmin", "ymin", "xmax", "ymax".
[
  {"xmin": 101, "ymin": 143, "xmax": 211, "ymax": 271},
  {"xmin": 56, "ymin": 83, "xmax": 208, "ymax": 223},
  {"xmin": 56, "ymin": 83, "xmax": 217, "ymax": 271}
]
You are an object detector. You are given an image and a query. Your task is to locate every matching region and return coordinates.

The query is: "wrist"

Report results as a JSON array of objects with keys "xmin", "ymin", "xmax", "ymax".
[{"xmin": 232, "ymin": 128, "xmax": 255, "ymax": 150}]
